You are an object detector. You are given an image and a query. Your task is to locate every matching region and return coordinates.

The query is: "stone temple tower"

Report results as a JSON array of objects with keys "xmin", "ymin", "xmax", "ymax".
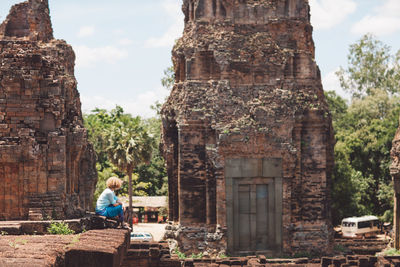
[
  {"xmin": 161, "ymin": 0, "xmax": 334, "ymax": 256},
  {"xmin": 0, "ymin": 0, "xmax": 97, "ymax": 220},
  {"xmin": 391, "ymin": 118, "xmax": 400, "ymax": 250}
]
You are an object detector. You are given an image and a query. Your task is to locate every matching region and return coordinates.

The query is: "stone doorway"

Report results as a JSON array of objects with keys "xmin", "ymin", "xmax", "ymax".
[{"xmin": 226, "ymin": 158, "xmax": 282, "ymax": 256}]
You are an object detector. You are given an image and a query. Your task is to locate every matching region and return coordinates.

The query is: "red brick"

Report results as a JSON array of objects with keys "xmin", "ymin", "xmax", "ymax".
[
  {"xmin": 161, "ymin": 0, "xmax": 334, "ymax": 257},
  {"xmin": 0, "ymin": 0, "xmax": 97, "ymax": 220}
]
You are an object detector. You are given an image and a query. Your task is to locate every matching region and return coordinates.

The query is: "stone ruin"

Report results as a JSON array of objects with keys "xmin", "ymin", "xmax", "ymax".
[
  {"xmin": 162, "ymin": 0, "xmax": 334, "ymax": 256},
  {"xmin": 391, "ymin": 116, "xmax": 400, "ymax": 250},
  {"xmin": 0, "ymin": 0, "xmax": 97, "ymax": 220}
]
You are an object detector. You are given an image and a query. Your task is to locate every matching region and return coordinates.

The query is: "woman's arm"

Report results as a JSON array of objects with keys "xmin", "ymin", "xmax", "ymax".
[
  {"xmin": 107, "ymin": 190, "xmax": 118, "ymax": 206},
  {"xmin": 114, "ymin": 195, "xmax": 123, "ymax": 206}
]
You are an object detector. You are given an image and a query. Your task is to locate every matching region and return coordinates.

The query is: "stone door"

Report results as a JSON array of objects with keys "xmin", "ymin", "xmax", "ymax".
[{"xmin": 226, "ymin": 158, "xmax": 282, "ymax": 255}]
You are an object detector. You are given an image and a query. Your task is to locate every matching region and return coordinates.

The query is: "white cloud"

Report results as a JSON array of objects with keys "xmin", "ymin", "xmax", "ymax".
[
  {"xmin": 77, "ymin": 26, "xmax": 95, "ymax": 38},
  {"xmin": 81, "ymin": 95, "xmax": 116, "ymax": 113},
  {"xmin": 81, "ymin": 87, "xmax": 170, "ymax": 118},
  {"xmin": 118, "ymin": 38, "xmax": 134, "ymax": 46},
  {"xmin": 322, "ymin": 68, "xmax": 351, "ymax": 100},
  {"xmin": 113, "ymin": 29, "xmax": 126, "ymax": 36},
  {"xmin": 309, "ymin": 0, "xmax": 357, "ymax": 30},
  {"xmin": 145, "ymin": 0, "xmax": 184, "ymax": 48},
  {"xmin": 352, "ymin": 0, "xmax": 400, "ymax": 36},
  {"xmin": 74, "ymin": 45, "xmax": 128, "ymax": 68}
]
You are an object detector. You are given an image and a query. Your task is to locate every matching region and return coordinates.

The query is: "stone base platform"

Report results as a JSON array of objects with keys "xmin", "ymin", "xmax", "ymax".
[
  {"xmin": 1, "ymin": 234, "xmax": 400, "ymax": 267},
  {"xmin": 0, "ymin": 214, "xmax": 120, "ymax": 235},
  {"xmin": 0, "ymin": 229, "xmax": 129, "ymax": 267}
]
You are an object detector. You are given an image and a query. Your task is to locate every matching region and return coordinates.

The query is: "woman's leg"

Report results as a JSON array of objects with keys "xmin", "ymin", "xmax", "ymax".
[
  {"xmin": 118, "ymin": 205, "xmax": 124, "ymax": 224},
  {"xmin": 105, "ymin": 205, "xmax": 123, "ymax": 222}
]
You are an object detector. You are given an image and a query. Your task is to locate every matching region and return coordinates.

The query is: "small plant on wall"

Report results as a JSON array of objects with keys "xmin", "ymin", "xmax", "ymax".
[{"xmin": 47, "ymin": 221, "xmax": 75, "ymax": 235}]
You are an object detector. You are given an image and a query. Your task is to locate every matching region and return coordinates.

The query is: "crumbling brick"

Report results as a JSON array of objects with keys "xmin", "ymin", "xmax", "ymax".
[
  {"xmin": 161, "ymin": 0, "xmax": 334, "ymax": 256},
  {"xmin": 0, "ymin": 0, "xmax": 97, "ymax": 220}
]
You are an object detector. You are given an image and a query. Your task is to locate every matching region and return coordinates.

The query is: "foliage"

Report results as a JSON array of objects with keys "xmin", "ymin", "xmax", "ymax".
[
  {"xmin": 105, "ymin": 111, "xmax": 153, "ymax": 220},
  {"xmin": 217, "ymin": 253, "xmax": 229, "ymax": 259},
  {"xmin": 47, "ymin": 221, "xmax": 75, "ymax": 235},
  {"xmin": 328, "ymin": 34, "xmax": 400, "ymax": 225},
  {"xmin": 93, "ymin": 164, "xmax": 118, "ymax": 202},
  {"xmin": 378, "ymin": 248, "xmax": 400, "ymax": 256},
  {"xmin": 190, "ymin": 252, "xmax": 204, "ymax": 259},
  {"xmin": 8, "ymin": 238, "xmax": 27, "ymax": 250},
  {"xmin": 134, "ymin": 108, "xmax": 168, "ymax": 195},
  {"xmin": 85, "ymin": 61, "xmax": 174, "ymax": 202},
  {"xmin": 161, "ymin": 66, "xmax": 175, "ymax": 90},
  {"xmin": 105, "ymin": 114, "xmax": 153, "ymax": 176},
  {"xmin": 84, "ymin": 106, "xmax": 168, "ymax": 209},
  {"xmin": 333, "ymin": 244, "xmax": 349, "ymax": 254},
  {"xmin": 172, "ymin": 250, "xmax": 206, "ymax": 260},
  {"xmin": 174, "ymin": 248, "xmax": 187, "ymax": 259},
  {"xmin": 336, "ymin": 34, "xmax": 400, "ymax": 98},
  {"xmin": 84, "ymin": 107, "xmax": 123, "ymax": 171},
  {"xmin": 158, "ymin": 205, "xmax": 168, "ymax": 217}
]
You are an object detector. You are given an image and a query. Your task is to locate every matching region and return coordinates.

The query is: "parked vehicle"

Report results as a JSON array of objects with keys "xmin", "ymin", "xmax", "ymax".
[
  {"xmin": 341, "ymin": 215, "xmax": 380, "ymax": 238},
  {"xmin": 130, "ymin": 231, "xmax": 153, "ymax": 242}
]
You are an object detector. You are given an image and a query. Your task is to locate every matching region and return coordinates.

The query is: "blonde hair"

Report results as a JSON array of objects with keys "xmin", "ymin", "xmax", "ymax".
[{"xmin": 106, "ymin": 177, "xmax": 123, "ymax": 190}]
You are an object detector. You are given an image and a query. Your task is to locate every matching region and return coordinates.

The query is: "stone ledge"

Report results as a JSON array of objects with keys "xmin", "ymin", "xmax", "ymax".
[
  {"xmin": 0, "ymin": 214, "xmax": 120, "ymax": 235},
  {"xmin": 0, "ymin": 229, "xmax": 129, "ymax": 267},
  {"xmin": 121, "ymin": 241, "xmax": 400, "ymax": 267}
]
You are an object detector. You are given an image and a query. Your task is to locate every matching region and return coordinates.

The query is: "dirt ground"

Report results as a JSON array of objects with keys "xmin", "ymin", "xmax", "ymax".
[{"xmin": 131, "ymin": 223, "xmax": 166, "ymax": 241}]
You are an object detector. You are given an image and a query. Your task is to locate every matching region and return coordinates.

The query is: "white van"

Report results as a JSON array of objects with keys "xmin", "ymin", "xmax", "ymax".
[
  {"xmin": 130, "ymin": 231, "xmax": 154, "ymax": 242},
  {"xmin": 341, "ymin": 216, "xmax": 380, "ymax": 238}
]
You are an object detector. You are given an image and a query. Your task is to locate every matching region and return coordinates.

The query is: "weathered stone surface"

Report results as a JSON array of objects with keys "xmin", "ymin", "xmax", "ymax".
[
  {"xmin": 121, "ymin": 241, "xmax": 177, "ymax": 267},
  {"xmin": 0, "ymin": 0, "xmax": 53, "ymax": 42},
  {"xmin": 161, "ymin": 0, "xmax": 334, "ymax": 256},
  {"xmin": 0, "ymin": 0, "xmax": 97, "ymax": 220},
  {"xmin": 0, "ymin": 215, "xmax": 121, "ymax": 236},
  {"xmin": 0, "ymin": 229, "xmax": 129, "ymax": 267},
  {"xmin": 122, "ymin": 242, "xmax": 390, "ymax": 267},
  {"xmin": 65, "ymin": 229, "xmax": 130, "ymax": 267},
  {"xmin": 391, "ymin": 116, "xmax": 400, "ymax": 249},
  {"xmin": 0, "ymin": 234, "xmax": 70, "ymax": 267}
]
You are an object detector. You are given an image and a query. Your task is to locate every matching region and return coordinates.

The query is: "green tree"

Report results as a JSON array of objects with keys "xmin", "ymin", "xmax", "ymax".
[
  {"xmin": 329, "ymin": 34, "xmax": 400, "ymax": 225},
  {"xmin": 161, "ymin": 65, "xmax": 175, "ymax": 90},
  {"xmin": 105, "ymin": 113, "xmax": 154, "ymax": 226},
  {"xmin": 135, "ymin": 114, "xmax": 168, "ymax": 196},
  {"xmin": 84, "ymin": 106, "xmax": 165, "ymax": 209},
  {"xmin": 328, "ymin": 90, "xmax": 400, "ymax": 224},
  {"xmin": 325, "ymin": 91, "xmax": 357, "ymax": 223},
  {"xmin": 84, "ymin": 63, "xmax": 173, "ymax": 210},
  {"xmin": 336, "ymin": 34, "xmax": 400, "ymax": 98},
  {"xmin": 130, "ymin": 66, "xmax": 173, "ymax": 196}
]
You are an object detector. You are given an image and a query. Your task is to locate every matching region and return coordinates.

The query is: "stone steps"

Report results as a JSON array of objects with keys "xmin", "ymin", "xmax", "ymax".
[
  {"xmin": 0, "ymin": 223, "xmax": 21, "ymax": 235},
  {"xmin": 335, "ymin": 238, "xmax": 389, "ymax": 255}
]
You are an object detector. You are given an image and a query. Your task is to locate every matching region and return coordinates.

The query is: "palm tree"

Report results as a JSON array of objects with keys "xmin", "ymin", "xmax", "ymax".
[{"xmin": 106, "ymin": 114, "xmax": 153, "ymax": 227}]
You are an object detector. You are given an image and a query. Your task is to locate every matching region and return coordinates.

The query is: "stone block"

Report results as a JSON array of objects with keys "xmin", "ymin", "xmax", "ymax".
[{"xmin": 262, "ymin": 158, "xmax": 283, "ymax": 178}]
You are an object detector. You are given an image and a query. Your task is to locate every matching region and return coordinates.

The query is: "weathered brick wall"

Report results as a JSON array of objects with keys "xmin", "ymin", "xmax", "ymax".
[
  {"xmin": 122, "ymin": 243, "xmax": 396, "ymax": 267},
  {"xmin": 0, "ymin": 0, "xmax": 97, "ymax": 220},
  {"xmin": 391, "ymin": 116, "xmax": 400, "ymax": 249},
  {"xmin": 162, "ymin": 0, "xmax": 334, "ymax": 256},
  {"xmin": 0, "ymin": 229, "xmax": 129, "ymax": 267}
]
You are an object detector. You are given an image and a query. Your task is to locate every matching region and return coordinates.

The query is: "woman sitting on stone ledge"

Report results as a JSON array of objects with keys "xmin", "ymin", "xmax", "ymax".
[{"xmin": 95, "ymin": 177, "xmax": 127, "ymax": 228}]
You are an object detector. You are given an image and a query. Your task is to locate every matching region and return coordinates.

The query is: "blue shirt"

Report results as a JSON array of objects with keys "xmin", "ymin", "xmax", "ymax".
[{"xmin": 96, "ymin": 188, "xmax": 118, "ymax": 212}]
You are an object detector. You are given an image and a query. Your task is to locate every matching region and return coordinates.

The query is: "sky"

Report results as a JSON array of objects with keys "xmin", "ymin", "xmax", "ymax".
[{"xmin": 0, "ymin": 0, "xmax": 400, "ymax": 118}]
